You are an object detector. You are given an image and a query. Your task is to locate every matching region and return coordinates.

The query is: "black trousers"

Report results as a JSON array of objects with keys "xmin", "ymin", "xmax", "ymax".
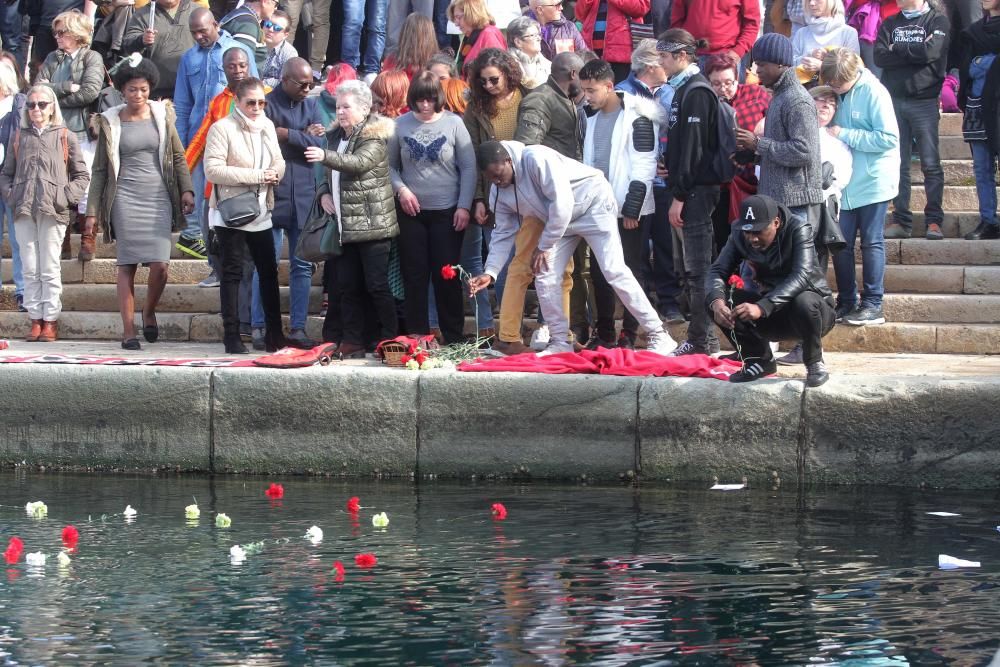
[
  {"xmin": 397, "ymin": 206, "xmax": 464, "ymax": 343},
  {"xmin": 719, "ymin": 288, "xmax": 836, "ymax": 366},
  {"xmin": 216, "ymin": 226, "xmax": 281, "ymax": 339},
  {"xmin": 338, "ymin": 238, "xmax": 398, "ymax": 346},
  {"xmin": 591, "ymin": 214, "xmax": 650, "ymax": 339}
]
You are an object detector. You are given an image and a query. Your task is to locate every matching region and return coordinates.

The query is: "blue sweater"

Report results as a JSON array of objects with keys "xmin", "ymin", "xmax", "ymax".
[{"xmin": 832, "ymin": 69, "xmax": 900, "ymax": 211}]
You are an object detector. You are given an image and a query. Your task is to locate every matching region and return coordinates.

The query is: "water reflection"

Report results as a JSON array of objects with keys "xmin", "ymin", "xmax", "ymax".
[{"xmin": 0, "ymin": 472, "xmax": 998, "ymax": 664}]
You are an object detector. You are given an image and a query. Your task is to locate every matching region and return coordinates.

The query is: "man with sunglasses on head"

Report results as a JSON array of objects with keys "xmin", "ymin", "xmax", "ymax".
[
  {"xmin": 248, "ymin": 57, "xmax": 325, "ymax": 350},
  {"xmin": 526, "ymin": 0, "xmax": 587, "ymax": 61},
  {"xmin": 260, "ymin": 10, "xmax": 298, "ymax": 89}
]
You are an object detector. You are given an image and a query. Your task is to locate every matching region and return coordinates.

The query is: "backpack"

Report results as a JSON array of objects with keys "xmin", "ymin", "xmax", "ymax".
[{"xmin": 687, "ymin": 80, "xmax": 738, "ymax": 185}]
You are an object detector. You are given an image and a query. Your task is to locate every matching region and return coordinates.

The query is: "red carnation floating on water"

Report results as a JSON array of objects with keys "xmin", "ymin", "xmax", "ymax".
[
  {"xmin": 4, "ymin": 536, "xmax": 24, "ymax": 564},
  {"xmin": 727, "ymin": 275, "xmax": 745, "ymax": 290},
  {"xmin": 354, "ymin": 553, "xmax": 377, "ymax": 568},
  {"xmin": 265, "ymin": 483, "xmax": 284, "ymax": 499},
  {"xmin": 333, "ymin": 560, "xmax": 346, "ymax": 581},
  {"xmin": 61, "ymin": 525, "xmax": 79, "ymax": 547},
  {"xmin": 491, "ymin": 503, "xmax": 508, "ymax": 520},
  {"xmin": 346, "ymin": 496, "xmax": 361, "ymax": 513},
  {"xmin": 441, "ymin": 265, "xmax": 457, "ymax": 280}
]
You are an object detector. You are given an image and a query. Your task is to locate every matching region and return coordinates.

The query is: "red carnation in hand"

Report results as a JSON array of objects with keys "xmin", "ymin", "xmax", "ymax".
[
  {"xmin": 61, "ymin": 525, "xmax": 79, "ymax": 547},
  {"xmin": 727, "ymin": 275, "xmax": 745, "ymax": 289},
  {"xmin": 441, "ymin": 265, "xmax": 457, "ymax": 280},
  {"xmin": 491, "ymin": 503, "xmax": 508, "ymax": 520},
  {"xmin": 354, "ymin": 553, "xmax": 377, "ymax": 568},
  {"xmin": 333, "ymin": 560, "xmax": 346, "ymax": 581},
  {"xmin": 265, "ymin": 483, "xmax": 284, "ymax": 499},
  {"xmin": 346, "ymin": 496, "xmax": 361, "ymax": 513}
]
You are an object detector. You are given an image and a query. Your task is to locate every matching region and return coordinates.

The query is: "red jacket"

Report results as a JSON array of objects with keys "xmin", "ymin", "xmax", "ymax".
[
  {"xmin": 670, "ymin": 0, "xmax": 761, "ymax": 57},
  {"xmin": 575, "ymin": 0, "xmax": 651, "ymax": 65},
  {"xmin": 459, "ymin": 25, "xmax": 507, "ymax": 78}
]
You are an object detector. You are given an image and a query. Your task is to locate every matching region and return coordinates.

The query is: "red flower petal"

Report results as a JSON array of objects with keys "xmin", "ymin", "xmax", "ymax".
[
  {"xmin": 8, "ymin": 537, "xmax": 23, "ymax": 552},
  {"xmin": 354, "ymin": 553, "xmax": 377, "ymax": 568},
  {"xmin": 4, "ymin": 548, "xmax": 19, "ymax": 564},
  {"xmin": 491, "ymin": 502, "xmax": 507, "ymax": 520},
  {"xmin": 727, "ymin": 274, "xmax": 745, "ymax": 289},
  {"xmin": 400, "ymin": 354, "xmax": 411, "ymax": 364},
  {"xmin": 265, "ymin": 483, "xmax": 284, "ymax": 499},
  {"xmin": 333, "ymin": 560, "xmax": 346, "ymax": 581},
  {"xmin": 441, "ymin": 265, "xmax": 457, "ymax": 280},
  {"xmin": 346, "ymin": 496, "xmax": 361, "ymax": 513},
  {"xmin": 61, "ymin": 525, "xmax": 79, "ymax": 547},
  {"xmin": 414, "ymin": 353, "xmax": 427, "ymax": 364}
]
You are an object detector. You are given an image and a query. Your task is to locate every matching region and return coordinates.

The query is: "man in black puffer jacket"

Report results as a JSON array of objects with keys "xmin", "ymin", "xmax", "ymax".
[{"xmin": 707, "ymin": 195, "xmax": 836, "ymax": 387}]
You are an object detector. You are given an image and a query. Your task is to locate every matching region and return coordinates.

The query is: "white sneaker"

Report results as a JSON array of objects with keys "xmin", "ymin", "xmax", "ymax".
[
  {"xmin": 529, "ymin": 324, "xmax": 550, "ymax": 351},
  {"xmin": 770, "ymin": 341, "xmax": 780, "ymax": 354},
  {"xmin": 645, "ymin": 328, "xmax": 678, "ymax": 356},
  {"xmin": 536, "ymin": 340, "xmax": 575, "ymax": 356}
]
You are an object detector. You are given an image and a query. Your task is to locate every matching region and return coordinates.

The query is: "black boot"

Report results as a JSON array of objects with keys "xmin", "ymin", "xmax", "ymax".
[
  {"xmin": 965, "ymin": 221, "xmax": 1000, "ymax": 240},
  {"xmin": 264, "ymin": 326, "xmax": 289, "ymax": 353},
  {"xmin": 224, "ymin": 335, "xmax": 248, "ymax": 354}
]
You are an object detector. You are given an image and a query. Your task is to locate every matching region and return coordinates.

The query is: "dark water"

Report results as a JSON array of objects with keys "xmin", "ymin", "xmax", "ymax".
[{"xmin": 1, "ymin": 472, "xmax": 999, "ymax": 665}]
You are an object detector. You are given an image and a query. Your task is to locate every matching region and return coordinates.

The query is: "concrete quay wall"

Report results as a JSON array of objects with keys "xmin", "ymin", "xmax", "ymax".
[{"xmin": 1, "ymin": 364, "xmax": 999, "ymax": 489}]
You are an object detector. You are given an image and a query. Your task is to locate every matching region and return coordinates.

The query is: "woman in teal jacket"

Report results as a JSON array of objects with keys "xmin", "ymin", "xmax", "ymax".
[{"xmin": 821, "ymin": 47, "xmax": 899, "ymax": 327}]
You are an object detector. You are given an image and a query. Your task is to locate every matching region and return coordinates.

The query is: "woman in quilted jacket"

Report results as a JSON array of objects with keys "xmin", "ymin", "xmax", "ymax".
[{"xmin": 306, "ymin": 80, "xmax": 399, "ymax": 358}]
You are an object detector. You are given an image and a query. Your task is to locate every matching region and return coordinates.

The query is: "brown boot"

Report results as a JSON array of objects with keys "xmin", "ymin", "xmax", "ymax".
[
  {"xmin": 26, "ymin": 319, "xmax": 43, "ymax": 342},
  {"xmin": 494, "ymin": 340, "xmax": 530, "ymax": 355},
  {"xmin": 61, "ymin": 225, "xmax": 72, "ymax": 260},
  {"xmin": 78, "ymin": 228, "xmax": 96, "ymax": 262},
  {"xmin": 38, "ymin": 320, "xmax": 58, "ymax": 343}
]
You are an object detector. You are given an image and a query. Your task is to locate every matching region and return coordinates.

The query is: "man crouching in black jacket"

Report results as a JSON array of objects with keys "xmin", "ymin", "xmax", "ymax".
[{"xmin": 707, "ymin": 195, "xmax": 836, "ymax": 387}]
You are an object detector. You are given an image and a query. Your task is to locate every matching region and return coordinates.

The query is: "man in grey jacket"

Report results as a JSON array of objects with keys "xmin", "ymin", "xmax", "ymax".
[
  {"xmin": 123, "ymin": 0, "xmax": 199, "ymax": 101},
  {"xmin": 468, "ymin": 141, "xmax": 678, "ymax": 356}
]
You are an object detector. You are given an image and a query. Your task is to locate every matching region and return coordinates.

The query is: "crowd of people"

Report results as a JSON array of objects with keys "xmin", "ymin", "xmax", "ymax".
[{"xmin": 0, "ymin": 0, "xmax": 995, "ymax": 386}]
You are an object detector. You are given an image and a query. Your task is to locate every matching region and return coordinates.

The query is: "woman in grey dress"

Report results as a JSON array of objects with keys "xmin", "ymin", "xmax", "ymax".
[{"xmin": 85, "ymin": 59, "xmax": 194, "ymax": 350}]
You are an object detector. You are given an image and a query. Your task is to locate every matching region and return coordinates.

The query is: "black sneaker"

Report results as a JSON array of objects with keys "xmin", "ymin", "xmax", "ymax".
[
  {"xmin": 776, "ymin": 343, "xmax": 803, "ymax": 365},
  {"xmin": 729, "ymin": 356, "xmax": 777, "ymax": 383},
  {"xmin": 834, "ymin": 303, "xmax": 855, "ymax": 323},
  {"xmin": 616, "ymin": 331, "xmax": 636, "ymax": 350},
  {"xmin": 583, "ymin": 333, "xmax": 615, "ymax": 351},
  {"xmin": 806, "ymin": 360, "xmax": 830, "ymax": 387},
  {"xmin": 176, "ymin": 234, "xmax": 208, "ymax": 260},
  {"xmin": 669, "ymin": 340, "xmax": 708, "ymax": 357},
  {"xmin": 844, "ymin": 304, "xmax": 885, "ymax": 326},
  {"xmin": 965, "ymin": 221, "xmax": 1000, "ymax": 240},
  {"xmin": 16, "ymin": 294, "xmax": 26, "ymax": 312},
  {"xmin": 718, "ymin": 351, "xmax": 741, "ymax": 362},
  {"xmin": 287, "ymin": 328, "xmax": 317, "ymax": 349}
]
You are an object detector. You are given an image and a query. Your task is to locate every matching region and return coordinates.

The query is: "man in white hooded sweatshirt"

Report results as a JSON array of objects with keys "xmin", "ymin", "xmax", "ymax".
[{"xmin": 468, "ymin": 140, "xmax": 678, "ymax": 356}]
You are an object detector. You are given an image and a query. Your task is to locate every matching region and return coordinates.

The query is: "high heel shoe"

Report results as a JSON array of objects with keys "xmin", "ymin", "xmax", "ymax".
[{"xmin": 224, "ymin": 335, "xmax": 248, "ymax": 354}]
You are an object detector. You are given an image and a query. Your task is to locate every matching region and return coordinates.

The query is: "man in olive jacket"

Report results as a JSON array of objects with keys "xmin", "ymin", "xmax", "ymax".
[
  {"xmin": 514, "ymin": 52, "xmax": 584, "ymax": 161},
  {"xmin": 123, "ymin": 0, "xmax": 199, "ymax": 101}
]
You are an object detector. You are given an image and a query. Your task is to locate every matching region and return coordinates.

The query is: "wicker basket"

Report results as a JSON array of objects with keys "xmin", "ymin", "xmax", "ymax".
[{"xmin": 379, "ymin": 341, "xmax": 410, "ymax": 367}]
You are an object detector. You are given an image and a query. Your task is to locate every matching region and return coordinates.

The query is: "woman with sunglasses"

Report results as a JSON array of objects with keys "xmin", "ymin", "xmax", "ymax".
[
  {"xmin": 507, "ymin": 16, "xmax": 551, "ymax": 89},
  {"xmin": 203, "ymin": 77, "xmax": 288, "ymax": 354},
  {"xmin": 35, "ymin": 10, "xmax": 104, "ymax": 263},
  {"xmin": 447, "ymin": 0, "xmax": 507, "ymax": 78},
  {"xmin": 85, "ymin": 59, "xmax": 195, "ymax": 351},
  {"xmin": 0, "ymin": 85, "xmax": 90, "ymax": 343}
]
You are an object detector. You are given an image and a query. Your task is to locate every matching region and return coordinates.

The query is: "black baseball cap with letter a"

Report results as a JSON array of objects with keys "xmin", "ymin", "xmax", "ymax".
[{"xmin": 736, "ymin": 195, "xmax": 779, "ymax": 232}]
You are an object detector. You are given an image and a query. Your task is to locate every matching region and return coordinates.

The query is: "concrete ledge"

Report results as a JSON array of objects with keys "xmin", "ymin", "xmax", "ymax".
[
  {"xmin": 801, "ymin": 376, "xmax": 1000, "ymax": 488},
  {"xmin": 639, "ymin": 377, "xmax": 803, "ymax": 483},
  {"xmin": 0, "ymin": 365, "xmax": 211, "ymax": 469},
  {"xmin": 418, "ymin": 372, "xmax": 638, "ymax": 479},
  {"xmin": 211, "ymin": 366, "xmax": 419, "ymax": 475}
]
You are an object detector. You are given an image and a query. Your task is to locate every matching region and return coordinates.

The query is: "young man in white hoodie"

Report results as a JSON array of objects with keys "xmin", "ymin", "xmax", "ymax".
[
  {"xmin": 578, "ymin": 58, "xmax": 664, "ymax": 350},
  {"xmin": 468, "ymin": 141, "xmax": 678, "ymax": 356}
]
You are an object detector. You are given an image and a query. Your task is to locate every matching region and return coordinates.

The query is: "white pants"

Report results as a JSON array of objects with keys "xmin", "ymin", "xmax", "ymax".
[
  {"xmin": 14, "ymin": 214, "xmax": 67, "ymax": 321},
  {"xmin": 536, "ymin": 195, "xmax": 662, "ymax": 344},
  {"xmin": 76, "ymin": 137, "xmax": 96, "ymax": 215}
]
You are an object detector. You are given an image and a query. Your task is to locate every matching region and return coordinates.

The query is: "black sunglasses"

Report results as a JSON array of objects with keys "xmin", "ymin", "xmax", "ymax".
[
  {"xmin": 287, "ymin": 78, "xmax": 316, "ymax": 90},
  {"xmin": 26, "ymin": 101, "xmax": 51, "ymax": 110},
  {"xmin": 480, "ymin": 75, "xmax": 501, "ymax": 87}
]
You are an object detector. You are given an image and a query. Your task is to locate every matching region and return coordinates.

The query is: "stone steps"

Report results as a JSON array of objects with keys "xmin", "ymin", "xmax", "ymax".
[
  {"xmin": 882, "ymin": 211, "xmax": 979, "ymax": 238},
  {"xmin": 940, "ymin": 112, "xmax": 962, "ymax": 136},
  {"xmin": 908, "ymin": 159, "xmax": 974, "ymax": 186},
  {"xmin": 938, "ymin": 136, "xmax": 971, "ymax": 160},
  {"xmin": 872, "ymin": 238, "xmax": 1000, "ymax": 265},
  {"xmin": 1, "ymin": 232, "xmax": 293, "ymax": 261},
  {"xmin": 827, "ymin": 264, "xmax": 1000, "ymax": 294},
  {"xmin": 55, "ymin": 284, "xmax": 324, "ymax": 313},
  {"xmin": 910, "ymin": 184, "xmax": 994, "ymax": 211}
]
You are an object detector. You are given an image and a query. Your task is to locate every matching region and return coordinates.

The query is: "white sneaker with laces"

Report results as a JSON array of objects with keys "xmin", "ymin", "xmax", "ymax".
[
  {"xmin": 529, "ymin": 324, "xmax": 550, "ymax": 351},
  {"xmin": 536, "ymin": 340, "xmax": 575, "ymax": 356},
  {"xmin": 645, "ymin": 329, "xmax": 678, "ymax": 356}
]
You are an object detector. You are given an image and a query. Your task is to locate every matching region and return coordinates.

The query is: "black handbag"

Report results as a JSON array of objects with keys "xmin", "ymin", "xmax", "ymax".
[
  {"xmin": 214, "ymin": 185, "xmax": 261, "ymax": 227},
  {"xmin": 295, "ymin": 191, "xmax": 342, "ymax": 261}
]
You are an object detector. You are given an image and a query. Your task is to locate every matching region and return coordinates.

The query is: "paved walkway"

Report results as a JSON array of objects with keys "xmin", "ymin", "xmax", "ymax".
[{"xmin": 1, "ymin": 339, "xmax": 998, "ymax": 379}]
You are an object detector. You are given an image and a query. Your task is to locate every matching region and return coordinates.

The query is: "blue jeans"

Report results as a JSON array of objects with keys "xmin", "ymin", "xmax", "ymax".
[
  {"xmin": 832, "ymin": 201, "xmax": 889, "ymax": 309},
  {"xmin": 971, "ymin": 141, "xmax": 999, "ymax": 228},
  {"xmin": 251, "ymin": 225, "xmax": 313, "ymax": 331},
  {"xmin": 647, "ymin": 186, "xmax": 682, "ymax": 314},
  {"xmin": 341, "ymin": 0, "xmax": 388, "ymax": 75},
  {"xmin": 0, "ymin": 200, "xmax": 24, "ymax": 296},
  {"xmin": 183, "ymin": 163, "xmax": 205, "ymax": 240},
  {"xmin": 460, "ymin": 223, "xmax": 493, "ymax": 329},
  {"xmin": 892, "ymin": 97, "xmax": 944, "ymax": 231}
]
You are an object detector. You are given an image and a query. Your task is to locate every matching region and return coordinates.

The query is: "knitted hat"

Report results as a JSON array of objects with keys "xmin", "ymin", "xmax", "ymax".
[{"xmin": 752, "ymin": 33, "xmax": 794, "ymax": 67}]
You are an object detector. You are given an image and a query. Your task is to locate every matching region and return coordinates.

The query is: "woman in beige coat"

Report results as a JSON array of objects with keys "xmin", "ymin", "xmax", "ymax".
[{"xmin": 203, "ymin": 77, "xmax": 287, "ymax": 354}]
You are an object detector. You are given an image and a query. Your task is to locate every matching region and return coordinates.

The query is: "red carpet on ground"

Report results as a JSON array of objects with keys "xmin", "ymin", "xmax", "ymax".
[{"xmin": 458, "ymin": 347, "xmax": 741, "ymax": 380}]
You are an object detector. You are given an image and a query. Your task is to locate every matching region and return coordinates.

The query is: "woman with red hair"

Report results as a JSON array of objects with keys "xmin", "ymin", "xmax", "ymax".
[{"xmin": 370, "ymin": 69, "xmax": 410, "ymax": 118}]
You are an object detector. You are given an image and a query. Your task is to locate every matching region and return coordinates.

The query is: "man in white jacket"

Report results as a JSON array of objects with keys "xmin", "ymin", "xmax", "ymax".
[
  {"xmin": 579, "ymin": 58, "xmax": 664, "ymax": 350},
  {"xmin": 468, "ymin": 141, "xmax": 678, "ymax": 356}
]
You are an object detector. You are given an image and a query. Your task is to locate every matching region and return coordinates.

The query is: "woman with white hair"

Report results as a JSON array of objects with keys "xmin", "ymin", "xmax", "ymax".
[
  {"xmin": 507, "ymin": 16, "xmax": 550, "ymax": 89},
  {"xmin": 0, "ymin": 61, "xmax": 25, "ymax": 312},
  {"xmin": 793, "ymin": 0, "xmax": 861, "ymax": 83},
  {"xmin": 0, "ymin": 84, "xmax": 90, "ymax": 343},
  {"xmin": 305, "ymin": 80, "xmax": 399, "ymax": 358},
  {"xmin": 35, "ymin": 10, "xmax": 105, "ymax": 262}
]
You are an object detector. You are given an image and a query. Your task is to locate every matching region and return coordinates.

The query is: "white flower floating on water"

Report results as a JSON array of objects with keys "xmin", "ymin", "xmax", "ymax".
[
  {"xmin": 215, "ymin": 513, "xmax": 232, "ymax": 528},
  {"xmin": 938, "ymin": 554, "xmax": 981, "ymax": 569},
  {"xmin": 25, "ymin": 552, "xmax": 46, "ymax": 566},
  {"xmin": 304, "ymin": 526, "xmax": 323, "ymax": 543},
  {"xmin": 185, "ymin": 504, "xmax": 200, "ymax": 519},
  {"xmin": 57, "ymin": 551, "xmax": 71, "ymax": 567},
  {"xmin": 25, "ymin": 501, "xmax": 48, "ymax": 518},
  {"xmin": 710, "ymin": 483, "xmax": 745, "ymax": 491},
  {"xmin": 229, "ymin": 545, "xmax": 247, "ymax": 564},
  {"xmin": 372, "ymin": 512, "xmax": 390, "ymax": 528},
  {"xmin": 123, "ymin": 505, "xmax": 138, "ymax": 518},
  {"xmin": 926, "ymin": 511, "xmax": 961, "ymax": 517}
]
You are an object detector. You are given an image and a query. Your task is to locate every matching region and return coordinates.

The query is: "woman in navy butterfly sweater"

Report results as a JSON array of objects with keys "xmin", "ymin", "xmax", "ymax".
[{"xmin": 388, "ymin": 72, "xmax": 478, "ymax": 344}]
